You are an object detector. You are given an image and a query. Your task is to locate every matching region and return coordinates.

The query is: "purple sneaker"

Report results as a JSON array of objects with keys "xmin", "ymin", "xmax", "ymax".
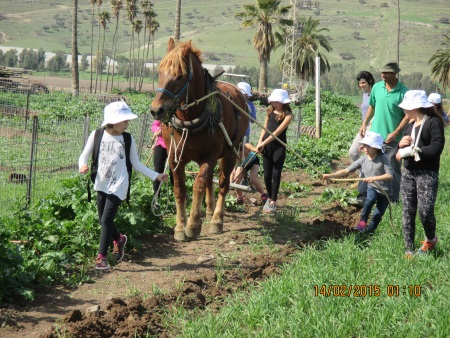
[
  {"xmin": 113, "ymin": 234, "xmax": 127, "ymax": 262},
  {"xmin": 354, "ymin": 220, "xmax": 367, "ymax": 232}
]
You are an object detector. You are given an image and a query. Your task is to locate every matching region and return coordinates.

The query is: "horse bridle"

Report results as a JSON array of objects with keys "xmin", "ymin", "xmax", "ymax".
[{"xmin": 155, "ymin": 57, "xmax": 193, "ymax": 122}]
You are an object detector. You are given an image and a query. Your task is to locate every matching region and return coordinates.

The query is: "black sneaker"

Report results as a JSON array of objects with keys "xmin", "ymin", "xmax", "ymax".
[
  {"xmin": 113, "ymin": 234, "xmax": 127, "ymax": 262},
  {"xmin": 95, "ymin": 257, "xmax": 110, "ymax": 270}
]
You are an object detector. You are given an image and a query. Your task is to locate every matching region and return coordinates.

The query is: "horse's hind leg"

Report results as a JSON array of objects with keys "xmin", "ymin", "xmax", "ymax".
[{"xmin": 205, "ymin": 178, "xmax": 215, "ymax": 221}]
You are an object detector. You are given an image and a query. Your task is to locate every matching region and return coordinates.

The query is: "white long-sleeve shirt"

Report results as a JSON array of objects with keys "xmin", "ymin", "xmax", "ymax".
[{"xmin": 79, "ymin": 130, "xmax": 159, "ymax": 200}]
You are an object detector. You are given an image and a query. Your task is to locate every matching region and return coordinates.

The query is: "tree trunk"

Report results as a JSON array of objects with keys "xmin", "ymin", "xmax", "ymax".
[
  {"xmin": 174, "ymin": 0, "xmax": 181, "ymax": 41},
  {"xmin": 152, "ymin": 34, "xmax": 156, "ymax": 90},
  {"xmin": 106, "ymin": 16, "xmax": 119, "ymax": 92},
  {"xmin": 71, "ymin": 0, "xmax": 79, "ymax": 96},
  {"xmin": 94, "ymin": 9, "xmax": 101, "ymax": 93},
  {"xmin": 89, "ymin": 5, "xmax": 95, "ymax": 93},
  {"xmin": 259, "ymin": 59, "xmax": 268, "ymax": 93}
]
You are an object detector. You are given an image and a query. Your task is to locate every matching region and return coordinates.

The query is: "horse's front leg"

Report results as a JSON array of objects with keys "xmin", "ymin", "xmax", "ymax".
[
  {"xmin": 210, "ymin": 155, "xmax": 233, "ymax": 234},
  {"xmin": 185, "ymin": 162, "xmax": 214, "ymax": 239},
  {"xmin": 172, "ymin": 164, "xmax": 188, "ymax": 241}
]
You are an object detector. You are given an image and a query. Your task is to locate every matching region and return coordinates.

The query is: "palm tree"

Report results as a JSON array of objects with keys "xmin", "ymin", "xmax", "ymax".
[
  {"xmin": 149, "ymin": 19, "xmax": 159, "ymax": 90},
  {"xmin": 174, "ymin": 0, "xmax": 181, "ymax": 40},
  {"xmin": 125, "ymin": 0, "xmax": 137, "ymax": 89},
  {"xmin": 287, "ymin": 17, "xmax": 332, "ymax": 81},
  {"xmin": 235, "ymin": 0, "xmax": 292, "ymax": 92},
  {"xmin": 89, "ymin": 0, "xmax": 98, "ymax": 93},
  {"xmin": 106, "ymin": 0, "xmax": 123, "ymax": 91},
  {"xmin": 98, "ymin": 10, "xmax": 111, "ymax": 92},
  {"xmin": 140, "ymin": 0, "xmax": 157, "ymax": 90},
  {"xmin": 72, "ymin": 0, "xmax": 79, "ymax": 96},
  {"xmin": 133, "ymin": 19, "xmax": 143, "ymax": 90},
  {"xmin": 429, "ymin": 35, "xmax": 450, "ymax": 90},
  {"xmin": 94, "ymin": 0, "xmax": 104, "ymax": 93}
]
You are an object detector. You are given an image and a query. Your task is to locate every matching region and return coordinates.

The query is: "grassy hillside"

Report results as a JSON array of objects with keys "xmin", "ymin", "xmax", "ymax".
[{"xmin": 0, "ymin": 0, "xmax": 449, "ymax": 78}]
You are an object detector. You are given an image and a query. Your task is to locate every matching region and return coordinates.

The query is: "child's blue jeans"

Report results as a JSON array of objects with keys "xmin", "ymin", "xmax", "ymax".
[{"xmin": 360, "ymin": 187, "xmax": 389, "ymax": 233}]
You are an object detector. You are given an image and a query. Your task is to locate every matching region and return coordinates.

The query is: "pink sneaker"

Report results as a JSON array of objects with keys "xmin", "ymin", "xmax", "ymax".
[{"xmin": 354, "ymin": 220, "xmax": 367, "ymax": 232}]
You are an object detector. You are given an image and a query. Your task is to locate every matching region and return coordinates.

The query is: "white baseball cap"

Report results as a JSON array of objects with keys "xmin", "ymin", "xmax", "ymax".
[
  {"xmin": 268, "ymin": 89, "xmax": 291, "ymax": 104},
  {"xmin": 428, "ymin": 93, "xmax": 442, "ymax": 104},
  {"xmin": 359, "ymin": 131, "xmax": 384, "ymax": 152},
  {"xmin": 398, "ymin": 90, "xmax": 434, "ymax": 110},
  {"xmin": 237, "ymin": 82, "xmax": 252, "ymax": 97},
  {"xmin": 101, "ymin": 101, "xmax": 138, "ymax": 127}
]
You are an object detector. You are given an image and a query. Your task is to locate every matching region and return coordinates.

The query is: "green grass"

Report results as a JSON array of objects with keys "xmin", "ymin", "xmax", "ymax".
[
  {"xmin": 166, "ymin": 131, "xmax": 450, "ymax": 337},
  {"xmin": 1, "ymin": 0, "xmax": 449, "ymax": 79}
]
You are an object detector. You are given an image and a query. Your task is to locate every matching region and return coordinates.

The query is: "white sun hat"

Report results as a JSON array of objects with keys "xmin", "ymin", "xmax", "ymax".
[
  {"xmin": 268, "ymin": 89, "xmax": 291, "ymax": 104},
  {"xmin": 101, "ymin": 101, "xmax": 138, "ymax": 127},
  {"xmin": 237, "ymin": 82, "xmax": 252, "ymax": 97},
  {"xmin": 398, "ymin": 90, "xmax": 434, "ymax": 110},
  {"xmin": 359, "ymin": 131, "xmax": 384, "ymax": 152},
  {"xmin": 428, "ymin": 92, "xmax": 442, "ymax": 104}
]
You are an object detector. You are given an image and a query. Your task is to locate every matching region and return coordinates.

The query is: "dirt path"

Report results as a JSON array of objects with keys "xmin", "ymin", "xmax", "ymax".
[{"xmin": 0, "ymin": 169, "xmax": 360, "ymax": 338}]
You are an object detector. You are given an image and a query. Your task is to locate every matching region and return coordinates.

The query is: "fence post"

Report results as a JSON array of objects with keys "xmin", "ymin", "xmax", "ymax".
[
  {"xmin": 83, "ymin": 113, "xmax": 90, "ymax": 149},
  {"xmin": 24, "ymin": 89, "xmax": 31, "ymax": 132},
  {"xmin": 137, "ymin": 113, "xmax": 149, "ymax": 159},
  {"xmin": 26, "ymin": 115, "xmax": 38, "ymax": 207},
  {"xmin": 296, "ymin": 105, "xmax": 302, "ymax": 139}
]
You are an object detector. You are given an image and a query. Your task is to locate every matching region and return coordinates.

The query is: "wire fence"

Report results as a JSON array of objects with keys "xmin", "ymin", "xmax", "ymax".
[
  {"xmin": 0, "ymin": 83, "xmax": 153, "ymax": 216},
  {"xmin": 0, "ymin": 81, "xmax": 306, "ymax": 216}
]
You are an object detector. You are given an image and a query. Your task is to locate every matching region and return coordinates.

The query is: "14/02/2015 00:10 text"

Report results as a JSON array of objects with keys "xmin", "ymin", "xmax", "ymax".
[{"xmin": 313, "ymin": 284, "xmax": 421, "ymax": 297}]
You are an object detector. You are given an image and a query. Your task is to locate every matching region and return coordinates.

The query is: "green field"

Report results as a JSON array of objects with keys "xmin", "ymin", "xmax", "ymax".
[{"xmin": 0, "ymin": 0, "xmax": 449, "ymax": 78}]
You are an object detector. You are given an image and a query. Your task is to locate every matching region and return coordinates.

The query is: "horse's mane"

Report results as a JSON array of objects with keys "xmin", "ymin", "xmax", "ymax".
[{"xmin": 158, "ymin": 41, "xmax": 203, "ymax": 77}]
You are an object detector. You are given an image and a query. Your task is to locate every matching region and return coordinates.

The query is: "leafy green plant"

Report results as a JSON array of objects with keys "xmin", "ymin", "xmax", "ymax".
[
  {"xmin": 316, "ymin": 187, "xmax": 355, "ymax": 207},
  {"xmin": 280, "ymin": 181, "xmax": 311, "ymax": 198}
]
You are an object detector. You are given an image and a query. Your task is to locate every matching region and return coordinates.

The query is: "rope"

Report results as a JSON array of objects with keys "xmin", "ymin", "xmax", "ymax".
[
  {"xmin": 160, "ymin": 89, "xmax": 398, "ymax": 237},
  {"xmin": 328, "ymin": 178, "xmax": 397, "ymax": 236},
  {"xmin": 150, "ymin": 128, "xmax": 189, "ymax": 216},
  {"xmin": 145, "ymin": 135, "xmax": 157, "ymax": 166}
]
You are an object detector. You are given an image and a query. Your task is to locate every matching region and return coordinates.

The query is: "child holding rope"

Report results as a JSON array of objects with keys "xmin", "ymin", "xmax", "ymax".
[
  {"xmin": 151, "ymin": 120, "xmax": 173, "ymax": 201},
  {"xmin": 79, "ymin": 101, "xmax": 168, "ymax": 270},
  {"xmin": 230, "ymin": 143, "xmax": 267, "ymax": 205},
  {"xmin": 257, "ymin": 89, "xmax": 294, "ymax": 214},
  {"xmin": 396, "ymin": 90, "xmax": 445, "ymax": 257},
  {"xmin": 237, "ymin": 82, "xmax": 257, "ymax": 145},
  {"xmin": 322, "ymin": 131, "xmax": 393, "ymax": 234}
]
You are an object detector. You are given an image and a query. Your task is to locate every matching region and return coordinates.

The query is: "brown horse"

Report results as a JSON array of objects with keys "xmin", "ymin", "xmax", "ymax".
[{"xmin": 150, "ymin": 39, "xmax": 249, "ymax": 241}]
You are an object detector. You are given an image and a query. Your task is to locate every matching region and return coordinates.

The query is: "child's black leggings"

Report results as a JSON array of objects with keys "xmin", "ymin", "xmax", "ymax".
[
  {"xmin": 401, "ymin": 168, "xmax": 439, "ymax": 252},
  {"xmin": 153, "ymin": 145, "xmax": 173, "ymax": 196},
  {"xmin": 96, "ymin": 191, "xmax": 122, "ymax": 256},
  {"xmin": 262, "ymin": 146, "xmax": 286, "ymax": 202}
]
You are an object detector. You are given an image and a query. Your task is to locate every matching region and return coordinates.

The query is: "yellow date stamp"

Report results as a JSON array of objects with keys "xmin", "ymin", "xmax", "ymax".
[{"xmin": 314, "ymin": 284, "xmax": 421, "ymax": 297}]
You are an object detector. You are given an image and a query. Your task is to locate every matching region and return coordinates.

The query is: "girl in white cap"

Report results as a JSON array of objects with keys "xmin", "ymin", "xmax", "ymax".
[
  {"xmin": 396, "ymin": 90, "xmax": 445, "ymax": 257},
  {"xmin": 257, "ymin": 89, "xmax": 294, "ymax": 213},
  {"xmin": 427, "ymin": 92, "xmax": 449, "ymax": 127},
  {"xmin": 323, "ymin": 131, "xmax": 393, "ymax": 234},
  {"xmin": 237, "ymin": 82, "xmax": 257, "ymax": 145},
  {"xmin": 79, "ymin": 101, "xmax": 168, "ymax": 270}
]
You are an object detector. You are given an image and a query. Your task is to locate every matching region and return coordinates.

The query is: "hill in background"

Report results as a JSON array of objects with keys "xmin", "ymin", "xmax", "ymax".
[{"xmin": 0, "ymin": 0, "xmax": 449, "ymax": 81}]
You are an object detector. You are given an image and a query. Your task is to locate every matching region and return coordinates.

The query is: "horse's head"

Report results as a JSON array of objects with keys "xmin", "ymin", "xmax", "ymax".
[{"xmin": 151, "ymin": 39, "xmax": 202, "ymax": 123}]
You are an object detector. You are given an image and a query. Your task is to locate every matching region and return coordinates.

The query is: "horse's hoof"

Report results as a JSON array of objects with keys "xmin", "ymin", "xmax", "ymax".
[
  {"xmin": 174, "ymin": 231, "xmax": 188, "ymax": 242},
  {"xmin": 185, "ymin": 227, "xmax": 201, "ymax": 239},
  {"xmin": 209, "ymin": 223, "xmax": 223, "ymax": 234}
]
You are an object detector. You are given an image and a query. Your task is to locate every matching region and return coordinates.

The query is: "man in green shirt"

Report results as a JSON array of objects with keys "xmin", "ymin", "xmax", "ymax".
[{"xmin": 357, "ymin": 62, "xmax": 409, "ymax": 203}]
